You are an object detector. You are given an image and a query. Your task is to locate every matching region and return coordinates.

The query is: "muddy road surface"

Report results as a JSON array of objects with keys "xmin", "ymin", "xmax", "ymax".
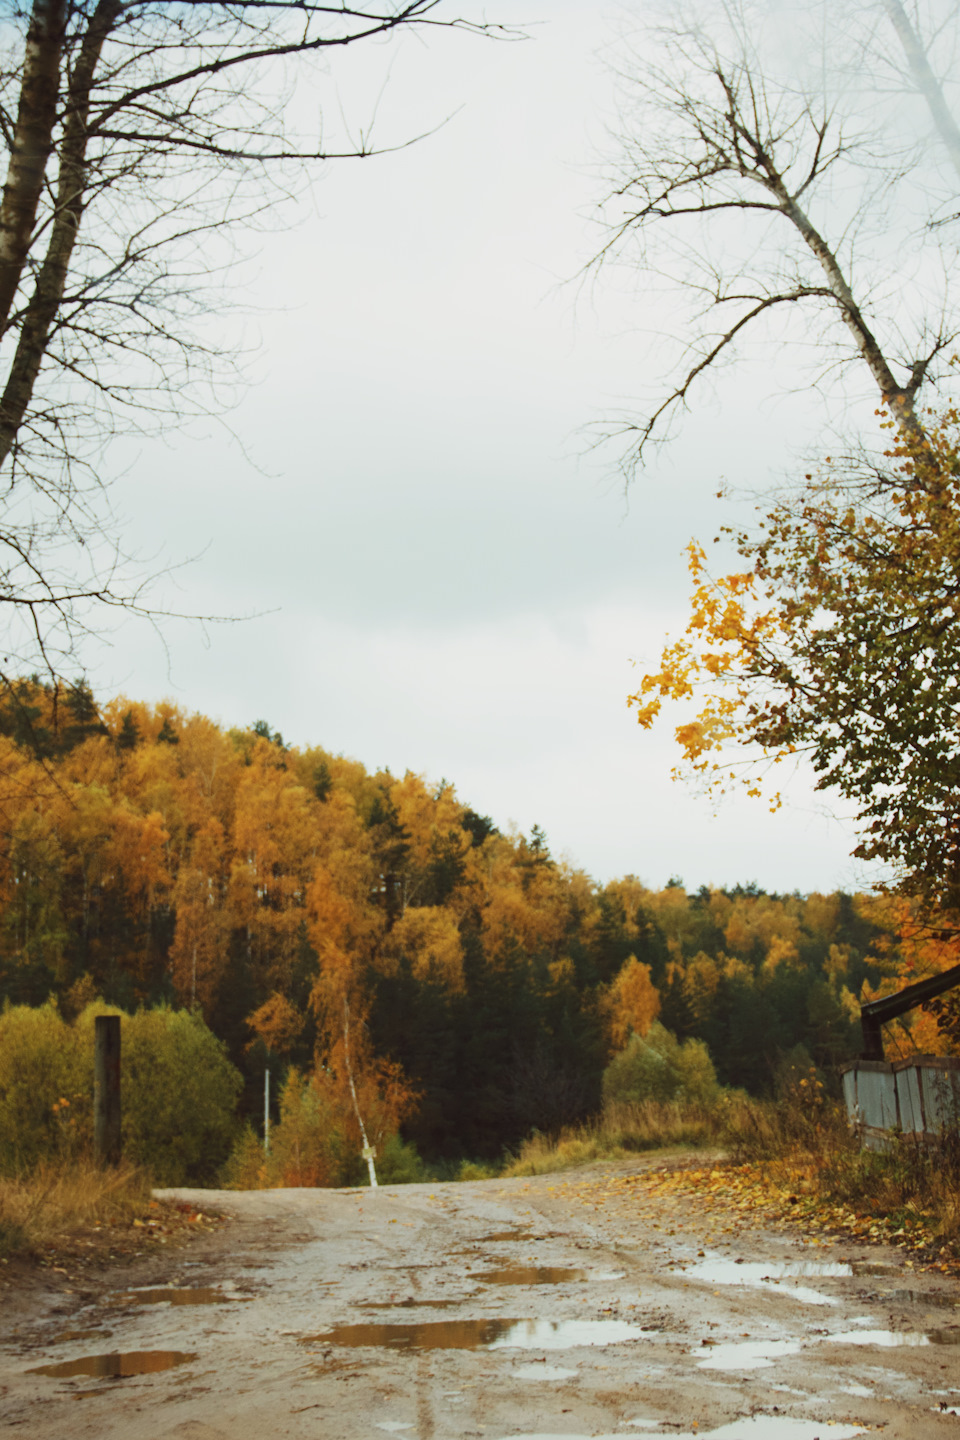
[{"xmin": 2, "ymin": 1160, "xmax": 960, "ymax": 1439}]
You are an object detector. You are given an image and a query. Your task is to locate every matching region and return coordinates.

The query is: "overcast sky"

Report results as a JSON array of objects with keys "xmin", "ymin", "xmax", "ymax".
[{"xmin": 91, "ymin": 1, "xmax": 892, "ymax": 896}]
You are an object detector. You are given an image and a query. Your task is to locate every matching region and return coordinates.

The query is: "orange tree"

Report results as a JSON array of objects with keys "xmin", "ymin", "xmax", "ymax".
[{"xmin": 633, "ymin": 406, "xmax": 960, "ymax": 918}]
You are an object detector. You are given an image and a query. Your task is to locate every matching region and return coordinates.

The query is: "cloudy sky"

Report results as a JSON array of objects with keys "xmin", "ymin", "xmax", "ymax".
[{"xmin": 93, "ymin": 1, "xmax": 891, "ymax": 896}]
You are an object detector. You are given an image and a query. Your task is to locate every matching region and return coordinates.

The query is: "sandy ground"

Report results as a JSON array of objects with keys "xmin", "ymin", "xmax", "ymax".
[{"xmin": 2, "ymin": 1157, "xmax": 960, "ymax": 1439}]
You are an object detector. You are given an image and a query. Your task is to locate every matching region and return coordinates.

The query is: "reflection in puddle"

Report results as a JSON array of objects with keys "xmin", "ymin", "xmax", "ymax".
[
  {"xmin": 375, "ymin": 1423, "xmax": 414, "ymax": 1432},
  {"xmin": 28, "ymin": 1350, "xmax": 197, "ymax": 1379},
  {"xmin": 513, "ymin": 1364, "xmax": 578, "ymax": 1380},
  {"xmin": 499, "ymin": 1427, "xmax": 867, "ymax": 1440},
  {"xmin": 695, "ymin": 1339, "xmax": 803, "ymax": 1370},
  {"xmin": 886, "ymin": 1289, "xmax": 960, "ymax": 1309},
  {"xmin": 301, "ymin": 1318, "xmax": 644, "ymax": 1351},
  {"xmin": 106, "ymin": 1286, "xmax": 249, "ymax": 1307},
  {"xmin": 470, "ymin": 1267, "xmax": 586, "ymax": 1286},
  {"xmin": 685, "ymin": 1256, "xmax": 848, "ymax": 1306},
  {"xmin": 642, "ymin": 1422, "xmax": 867, "ymax": 1440},
  {"xmin": 826, "ymin": 1328, "xmax": 934, "ymax": 1347}
]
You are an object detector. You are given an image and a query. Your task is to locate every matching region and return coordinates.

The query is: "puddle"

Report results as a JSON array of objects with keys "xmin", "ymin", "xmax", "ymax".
[
  {"xmin": 839, "ymin": 1383, "xmax": 875, "ymax": 1397},
  {"xmin": 375, "ymin": 1424, "xmax": 414, "ymax": 1433},
  {"xmin": 594, "ymin": 1270, "xmax": 626, "ymax": 1282},
  {"xmin": 695, "ymin": 1339, "xmax": 803, "ymax": 1370},
  {"xmin": 301, "ymin": 1318, "xmax": 645, "ymax": 1351},
  {"xmin": 649, "ymin": 1423, "xmax": 867, "ymax": 1440},
  {"xmin": 513, "ymin": 1364, "xmax": 579, "ymax": 1380},
  {"xmin": 851, "ymin": 1260, "xmax": 900, "ymax": 1277},
  {"xmin": 499, "ymin": 1428, "xmax": 867, "ymax": 1440},
  {"xmin": 105, "ymin": 1286, "xmax": 249, "ymax": 1307},
  {"xmin": 28, "ymin": 1350, "xmax": 197, "ymax": 1379},
  {"xmin": 825, "ymin": 1328, "xmax": 939, "ymax": 1347},
  {"xmin": 685, "ymin": 1256, "xmax": 848, "ymax": 1306},
  {"xmin": 886, "ymin": 1288, "xmax": 960, "ymax": 1309},
  {"xmin": 478, "ymin": 1231, "xmax": 541, "ymax": 1244},
  {"xmin": 51, "ymin": 1329, "xmax": 111, "ymax": 1344},
  {"xmin": 470, "ymin": 1267, "xmax": 586, "ymax": 1286}
]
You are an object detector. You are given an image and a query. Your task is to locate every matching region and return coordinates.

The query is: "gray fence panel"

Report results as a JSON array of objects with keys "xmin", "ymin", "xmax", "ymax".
[
  {"xmin": 920, "ymin": 1066, "xmax": 960, "ymax": 1132},
  {"xmin": 895, "ymin": 1066, "xmax": 925, "ymax": 1136},
  {"xmin": 856, "ymin": 1067, "xmax": 899, "ymax": 1131},
  {"xmin": 841, "ymin": 1068, "xmax": 858, "ymax": 1118}
]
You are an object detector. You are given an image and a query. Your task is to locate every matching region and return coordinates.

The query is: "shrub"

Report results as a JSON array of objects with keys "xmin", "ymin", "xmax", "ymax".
[
  {"xmin": 103, "ymin": 1006, "xmax": 242, "ymax": 1184},
  {"xmin": 268, "ymin": 1067, "xmax": 359, "ymax": 1187},
  {"xmin": 0, "ymin": 1001, "xmax": 242, "ymax": 1184},
  {"xmin": 0, "ymin": 1002, "xmax": 86, "ymax": 1171},
  {"xmin": 603, "ymin": 1021, "xmax": 720, "ymax": 1108},
  {"xmin": 219, "ymin": 1124, "xmax": 270, "ymax": 1190},
  {"xmin": 372, "ymin": 1133, "xmax": 429, "ymax": 1185}
]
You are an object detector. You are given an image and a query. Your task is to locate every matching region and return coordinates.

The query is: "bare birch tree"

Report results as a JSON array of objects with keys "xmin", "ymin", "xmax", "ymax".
[
  {"xmin": 0, "ymin": 2, "xmax": 508, "ymax": 673},
  {"xmin": 597, "ymin": 0, "xmax": 960, "ymax": 469}
]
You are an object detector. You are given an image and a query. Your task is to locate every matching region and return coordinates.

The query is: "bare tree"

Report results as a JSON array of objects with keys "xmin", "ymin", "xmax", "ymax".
[
  {"xmin": 596, "ymin": 0, "xmax": 960, "ymax": 470},
  {"xmin": 0, "ymin": 1, "xmax": 510, "ymax": 675}
]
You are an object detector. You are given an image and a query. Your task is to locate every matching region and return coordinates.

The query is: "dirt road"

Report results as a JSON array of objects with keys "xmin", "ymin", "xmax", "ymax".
[{"xmin": 2, "ymin": 1158, "xmax": 959, "ymax": 1439}]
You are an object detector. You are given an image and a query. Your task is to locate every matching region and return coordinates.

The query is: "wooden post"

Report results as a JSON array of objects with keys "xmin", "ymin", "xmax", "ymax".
[{"xmin": 94, "ymin": 1015, "xmax": 121, "ymax": 1166}]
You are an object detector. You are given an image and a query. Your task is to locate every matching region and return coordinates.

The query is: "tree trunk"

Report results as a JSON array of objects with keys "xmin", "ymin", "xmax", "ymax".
[
  {"xmin": 0, "ymin": 0, "xmax": 122, "ymax": 469},
  {"xmin": 883, "ymin": 0, "xmax": 960, "ymax": 185},
  {"xmin": 0, "ymin": 0, "xmax": 66, "ymax": 340}
]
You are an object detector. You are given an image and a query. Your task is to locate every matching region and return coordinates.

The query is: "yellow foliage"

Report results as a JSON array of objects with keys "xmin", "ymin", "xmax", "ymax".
[
  {"xmin": 385, "ymin": 905, "xmax": 465, "ymax": 990},
  {"xmin": 603, "ymin": 956, "xmax": 661, "ymax": 1048},
  {"xmin": 246, "ymin": 992, "xmax": 304, "ymax": 1057}
]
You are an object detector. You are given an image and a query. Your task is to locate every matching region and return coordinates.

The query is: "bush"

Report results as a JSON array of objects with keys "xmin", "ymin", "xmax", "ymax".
[
  {"xmin": 0, "ymin": 1001, "xmax": 242, "ymax": 1184},
  {"xmin": 369, "ymin": 1133, "xmax": 428, "ymax": 1185},
  {"xmin": 219, "ymin": 1124, "xmax": 269, "ymax": 1190},
  {"xmin": 222, "ymin": 1075, "xmax": 431, "ymax": 1190},
  {"xmin": 0, "ymin": 1002, "xmax": 86, "ymax": 1171},
  {"xmin": 85, "ymin": 1005, "xmax": 242, "ymax": 1185},
  {"xmin": 603, "ymin": 1021, "xmax": 720, "ymax": 1108},
  {"xmin": 272, "ymin": 1068, "xmax": 358, "ymax": 1187}
]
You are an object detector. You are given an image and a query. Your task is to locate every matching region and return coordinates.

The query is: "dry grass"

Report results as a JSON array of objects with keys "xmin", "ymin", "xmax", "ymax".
[
  {"xmin": 817, "ymin": 1129, "xmax": 960, "ymax": 1247},
  {"xmin": 0, "ymin": 1160, "xmax": 152, "ymax": 1258},
  {"xmin": 501, "ymin": 1099, "xmax": 726, "ymax": 1177}
]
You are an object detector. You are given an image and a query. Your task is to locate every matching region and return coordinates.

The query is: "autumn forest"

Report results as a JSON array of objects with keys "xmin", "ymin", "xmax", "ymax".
[{"xmin": 0, "ymin": 677, "xmax": 950, "ymax": 1187}]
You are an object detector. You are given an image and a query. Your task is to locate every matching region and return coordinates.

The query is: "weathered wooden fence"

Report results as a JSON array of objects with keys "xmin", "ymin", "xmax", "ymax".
[{"xmin": 840, "ymin": 1056, "xmax": 960, "ymax": 1150}]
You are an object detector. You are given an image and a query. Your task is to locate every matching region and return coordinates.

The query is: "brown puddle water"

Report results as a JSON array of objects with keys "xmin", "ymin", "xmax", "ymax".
[
  {"xmin": 470, "ymin": 1267, "xmax": 586, "ymax": 1286},
  {"xmin": 886, "ymin": 1289, "xmax": 960, "ymax": 1309},
  {"xmin": 105, "ymin": 1287, "xmax": 249, "ymax": 1307},
  {"xmin": 51, "ymin": 1329, "xmax": 111, "ymax": 1344},
  {"xmin": 479, "ymin": 1231, "xmax": 540, "ymax": 1244},
  {"xmin": 300, "ymin": 1318, "xmax": 644, "ymax": 1352},
  {"xmin": 28, "ymin": 1350, "xmax": 197, "ymax": 1379}
]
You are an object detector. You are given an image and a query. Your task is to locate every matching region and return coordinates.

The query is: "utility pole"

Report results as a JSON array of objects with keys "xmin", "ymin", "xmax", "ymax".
[
  {"xmin": 263, "ymin": 1064, "xmax": 271, "ymax": 1154},
  {"xmin": 94, "ymin": 1014, "xmax": 121, "ymax": 1166}
]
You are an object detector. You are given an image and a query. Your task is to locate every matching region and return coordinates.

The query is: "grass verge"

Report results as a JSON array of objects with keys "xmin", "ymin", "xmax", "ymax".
[
  {"xmin": 501, "ymin": 1081, "xmax": 960, "ymax": 1269},
  {"xmin": 502, "ymin": 1099, "xmax": 726, "ymax": 1176},
  {"xmin": 0, "ymin": 1160, "xmax": 152, "ymax": 1260}
]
